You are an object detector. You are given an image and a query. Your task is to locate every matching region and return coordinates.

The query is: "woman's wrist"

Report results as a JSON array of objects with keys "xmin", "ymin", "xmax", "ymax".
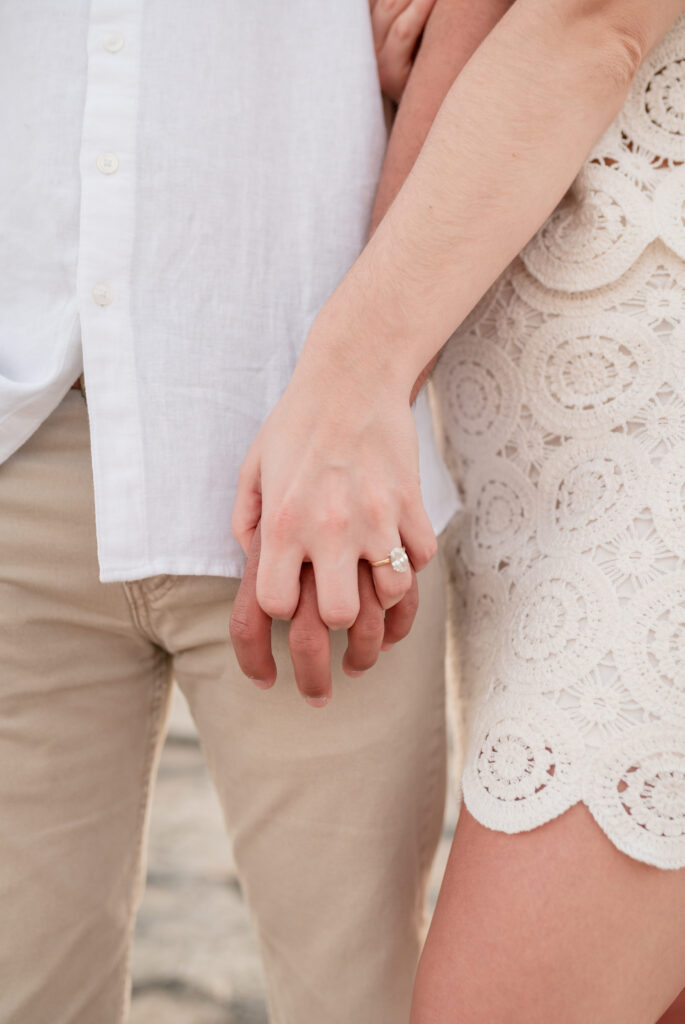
[{"xmin": 295, "ymin": 250, "xmax": 430, "ymax": 406}]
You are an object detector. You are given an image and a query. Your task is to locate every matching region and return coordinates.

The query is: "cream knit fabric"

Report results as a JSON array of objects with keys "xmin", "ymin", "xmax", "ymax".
[{"xmin": 435, "ymin": 15, "xmax": 685, "ymax": 869}]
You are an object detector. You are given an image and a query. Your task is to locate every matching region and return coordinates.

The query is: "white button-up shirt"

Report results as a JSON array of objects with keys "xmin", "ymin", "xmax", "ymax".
[{"xmin": 0, "ymin": 0, "xmax": 459, "ymax": 582}]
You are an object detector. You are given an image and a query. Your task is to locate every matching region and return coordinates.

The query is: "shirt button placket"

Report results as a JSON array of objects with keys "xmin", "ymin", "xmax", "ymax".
[
  {"xmin": 96, "ymin": 152, "xmax": 119, "ymax": 175},
  {"xmin": 103, "ymin": 31, "xmax": 125, "ymax": 53},
  {"xmin": 91, "ymin": 31, "xmax": 123, "ymax": 307}
]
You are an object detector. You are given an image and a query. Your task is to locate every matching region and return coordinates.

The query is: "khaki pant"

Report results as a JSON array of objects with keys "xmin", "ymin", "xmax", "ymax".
[{"xmin": 0, "ymin": 391, "xmax": 447, "ymax": 1024}]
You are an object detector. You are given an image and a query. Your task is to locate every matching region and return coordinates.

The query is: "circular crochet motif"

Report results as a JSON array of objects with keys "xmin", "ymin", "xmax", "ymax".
[
  {"xmin": 520, "ymin": 165, "xmax": 653, "ymax": 292},
  {"xmin": 460, "ymin": 570, "xmax": 508, "ymax": 694},
  {"xmin": 597, "ymin": 517, "xmax": 675, "ymax": 589},
  {"xmin": 462, "ymin": 697, "xmax": 584, "ymax": 830},
  {"xmin": 584, "ymin": 727, "xmax": 685, "ymax": 869},
  {"xmin": 617, "ymin": 573, "xmax": 685, "ymax": 721},
  {"xmin": 465, "ymin": 459, "xmax": 536, "ymax": 571},
  {"xmin": 654, "ymin": 165, "xmax": 685, "ymax": 263},
  {"xmin": 521, "ymin": 314, "xmax": 662, "ymax": 438},
  {"xmin": 653, "ymin": 446, "xmax": 685, "ymax": 557},
  {"xmin": 501, "ymin": 558, "xmax": 617, "ymax": 688},
  {"xmin": 475, "ymin": 278, "xmax": 544, "ymax": 359},
  {"xmin": 562, "ymin": 664, "xmax": 642, "ymax": 744},
  {"xmin": 621, "ymin": 44, "xmax": 685, "ymax": 162},
  {"xmin": 434, "ymin": 337, "xmax": 521, "ymax": 457},
  {"xmin": 435, "ymin": 11, "xmax": 685, "ymax": 867},
  {"xmin": 537, "ymin": 435, "xmax": 649, "ymax": 555}
]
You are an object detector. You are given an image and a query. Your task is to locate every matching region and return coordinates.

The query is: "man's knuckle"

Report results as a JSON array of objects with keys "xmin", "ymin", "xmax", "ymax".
[
  {"xmin": 229, "ymin": 612, "xmax": 253, "ymax": 644},
  {"xmin": 289, "ymin": 628, "xmax": 324, "ymax": 657},
  {"xmin": 391, "ymin": 17, "xmax": 412, "ymax": 44},
  {"xmin": 354, "ymin": 618, "xmax": 384, "ymax": 643}
]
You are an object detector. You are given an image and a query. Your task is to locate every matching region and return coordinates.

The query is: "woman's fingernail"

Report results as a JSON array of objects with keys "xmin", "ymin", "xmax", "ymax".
[
  {"xmin": 305, "ymin": 695, "xmax": 329, "ymax": 708},
  {"xmin": 381, "ymin": 642, "xmax": 395, "ymax": 652},
  {"xmin": 345, "ymin": 669, "xmax": 365, "ymax": 678}
]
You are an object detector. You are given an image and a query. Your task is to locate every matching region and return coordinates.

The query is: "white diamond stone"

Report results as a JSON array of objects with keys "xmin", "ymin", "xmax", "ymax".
[{"xmin": 389, "ymin": 546, "xmax": 410, "ymax": 573}]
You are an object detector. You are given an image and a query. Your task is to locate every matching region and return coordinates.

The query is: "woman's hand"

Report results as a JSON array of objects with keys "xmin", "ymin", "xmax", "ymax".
[
  {"xmin": 370, "ymin": 0, "xmax": 438, "ymax": 102},
  {"xmin": 232, "ymin": 336, "xmax": 437, "ymax": 630}
]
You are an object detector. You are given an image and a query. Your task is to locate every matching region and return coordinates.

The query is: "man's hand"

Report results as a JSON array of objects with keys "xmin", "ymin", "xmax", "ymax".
[
  {"xmin": 370, "ymin": 0, "xmax": 438, "ymax": 102},
  {"xmin": 230, "ymin": 523, "xmax": 420, "ymax": 707}
]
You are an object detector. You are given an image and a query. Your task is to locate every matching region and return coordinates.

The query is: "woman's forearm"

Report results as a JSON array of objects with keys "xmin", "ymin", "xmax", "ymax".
[
  {"xmin": 370, "ymin": 0, "xmax": 514, "ymax": 236},
  {"xmin": 301, "ymin": 0, "xmax": 685, "ymax": 400},
  {"xmin": 370, "ymin": 0, "xmax": 515, "ymax": 399}
]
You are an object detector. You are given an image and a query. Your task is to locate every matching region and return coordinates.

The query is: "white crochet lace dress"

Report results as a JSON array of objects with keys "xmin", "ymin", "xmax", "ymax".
[{"xmin": 434, "ymin": 15, "xmax": 685, "ymax": 869}]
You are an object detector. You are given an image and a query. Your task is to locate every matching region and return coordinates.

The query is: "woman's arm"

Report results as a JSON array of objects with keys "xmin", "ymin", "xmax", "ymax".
[
  {"xmin": 370, "ymin": 0, "xmax": 516, "ymax": 400},
  {"xmin": 308, "ymin": 0, "xmax": 685, "ymax": 395},
  {"xmin": 234, "ymin": 0, "xmax": 685, "ymax": 629}
]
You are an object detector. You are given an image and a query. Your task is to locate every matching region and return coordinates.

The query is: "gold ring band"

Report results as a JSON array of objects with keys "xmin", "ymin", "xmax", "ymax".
[{"xmin": 368, "ymin": 546, "xmax": 410, "ymax": 573}]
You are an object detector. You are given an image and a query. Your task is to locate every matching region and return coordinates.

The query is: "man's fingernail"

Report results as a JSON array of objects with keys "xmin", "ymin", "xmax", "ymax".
[
  {"xmin": 249, "ymin": 677, "xmax": 274, "ymax": 690},
  {"xmin": 381, "ymin": 642, "xmax": 395, "ymax": 652},
  {"xmin": 345, "ymin": 669, "xmax": 365, "ymax": 678},
  {"xmin": 305, "ymin": 695, "xmax": 329, "ymax": 708}
]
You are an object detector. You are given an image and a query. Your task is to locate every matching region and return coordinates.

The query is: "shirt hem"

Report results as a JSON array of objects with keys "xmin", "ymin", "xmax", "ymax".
[{"xmin": 97, "ymin": 502, "xmax": 463, "ymax": 584}]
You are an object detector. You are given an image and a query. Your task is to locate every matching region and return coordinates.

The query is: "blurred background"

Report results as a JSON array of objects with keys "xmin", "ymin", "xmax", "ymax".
[{"xmin": 129, "ymin": 685, "xmax": 460, "ymax": 1024}]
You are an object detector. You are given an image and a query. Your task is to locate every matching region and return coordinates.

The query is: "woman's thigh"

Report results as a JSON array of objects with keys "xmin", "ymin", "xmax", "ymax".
[{"xmin": 411, "ymin": 802, "xmax": 685, "ymax": 1024}]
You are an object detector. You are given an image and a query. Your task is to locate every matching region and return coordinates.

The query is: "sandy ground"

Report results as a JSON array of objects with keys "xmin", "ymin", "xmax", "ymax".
[{"xmin": 129, "ymin": 685, "xmax": 460, "ymax": 1024}]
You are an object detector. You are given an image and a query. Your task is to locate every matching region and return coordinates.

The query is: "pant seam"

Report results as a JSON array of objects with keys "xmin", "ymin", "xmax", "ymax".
[
  {"xmin": 122, "ymin": 581, "xmax": 168, "ymax": 648},
  {"xmin": 418, "ymin": 674, "xmax": 447, "ymax": 881},
  {"xmin": 115, "ymin": 652, "xmax": 170, "ymax": 1024}
]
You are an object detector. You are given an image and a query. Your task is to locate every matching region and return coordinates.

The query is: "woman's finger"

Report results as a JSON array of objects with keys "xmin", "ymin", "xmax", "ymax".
[
  {"xmin": 289, "ymin": 564, "xmax": 332, "ymax": 707},
  {"xmin": 382, "ymin": 569, "xmax": 419, "ymax": 649},
  {"xmin": 368, "ymin": 537, "xmax": 413, "ymax": 610},
  {"xmin": 399, "ymin": 495, "xmax": 438, "ymax": 572},
  {"xmin": 256, "ymin": 509, "xmax": 305, "ymax": 619},
  {"xmin": 343, "ymin": 562, "xmax": 385, "ymax": 676},
  {"xmin": 311, "ymin": 551, "xmax": 361, "ymax": 631}
]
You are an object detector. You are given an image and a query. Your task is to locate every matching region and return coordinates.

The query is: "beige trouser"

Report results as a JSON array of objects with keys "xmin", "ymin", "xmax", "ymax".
[{"xmin": 0, "ymin": 391, "xmax": 447, "ymax": 1024}]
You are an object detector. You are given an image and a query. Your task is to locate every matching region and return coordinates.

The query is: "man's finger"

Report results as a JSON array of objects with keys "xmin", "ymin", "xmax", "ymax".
[
  {"xmin": 231, "ymin": 447, "xmax": 262, "ymax": 554},
  {"xmin": 289, "ymin": 564, "xmax": 332, "ymax": 708},
  {"xmin": 229, "ymin": 522, "xmax": 277, "ymax": 688},
  {"xmin": 343, "ymin": 562, "xmax": 385, "ymax": 677},
  {"xmin": 382, "ymin": 569, "xmax": 419, "ymax": 649}
]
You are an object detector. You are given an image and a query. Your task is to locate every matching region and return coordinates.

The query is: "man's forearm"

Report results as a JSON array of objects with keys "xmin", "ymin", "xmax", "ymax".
[
  {"xmin": 370, "ymin": 0, "xmax": 514, "ymax": 236},
  {"xmin": 300, "ymin": 0, "xmax": 685, "ymax": 402}
]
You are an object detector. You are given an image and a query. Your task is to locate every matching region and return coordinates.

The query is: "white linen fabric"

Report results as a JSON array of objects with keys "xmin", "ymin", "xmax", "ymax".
[
  {"xmin": 435, "ymin": 15, "xmax": 685, "ymax": 868},
  {"xmin": 0, "ymin": 0, "xmax": 459, "ymax": 582}
]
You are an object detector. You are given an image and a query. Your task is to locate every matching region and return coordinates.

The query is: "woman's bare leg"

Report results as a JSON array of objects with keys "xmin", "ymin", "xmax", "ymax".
[
  {"xmin": 411, "ymin": 803, "xmax": 685, "ymax": 1024},
  {"xmin": 658, "ymin": 987, "xmax": 685, "ymax": 1024}
]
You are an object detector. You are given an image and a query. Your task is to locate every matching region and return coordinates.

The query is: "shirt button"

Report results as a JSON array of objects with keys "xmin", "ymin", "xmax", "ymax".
[
  {"xmin": 92, "ymin": 283, "xmax": 114, "ymax": 307},
  {"xmin": 96, "ymin": 152, "xmax": 119, "ymax": 175},
  {"xmin": 103, "ymin": 32, "xmax": 125, "ymax": 53}
]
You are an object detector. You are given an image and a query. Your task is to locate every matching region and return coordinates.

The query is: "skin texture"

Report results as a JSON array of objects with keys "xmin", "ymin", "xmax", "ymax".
[
  {"xmin": 231, "ymin": 0, "xmax": 511, "ymax": 704},
  {"xmin": 229, "ymin": 524, "xmax": 419, "ymax": 705},
  {"xmin": 411, "ymin": 805, "xmax": 685, "ymax": 1023},
  {"xmin": 233, "ymin": 0, "xmax": 685, "ymax": 635}
]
